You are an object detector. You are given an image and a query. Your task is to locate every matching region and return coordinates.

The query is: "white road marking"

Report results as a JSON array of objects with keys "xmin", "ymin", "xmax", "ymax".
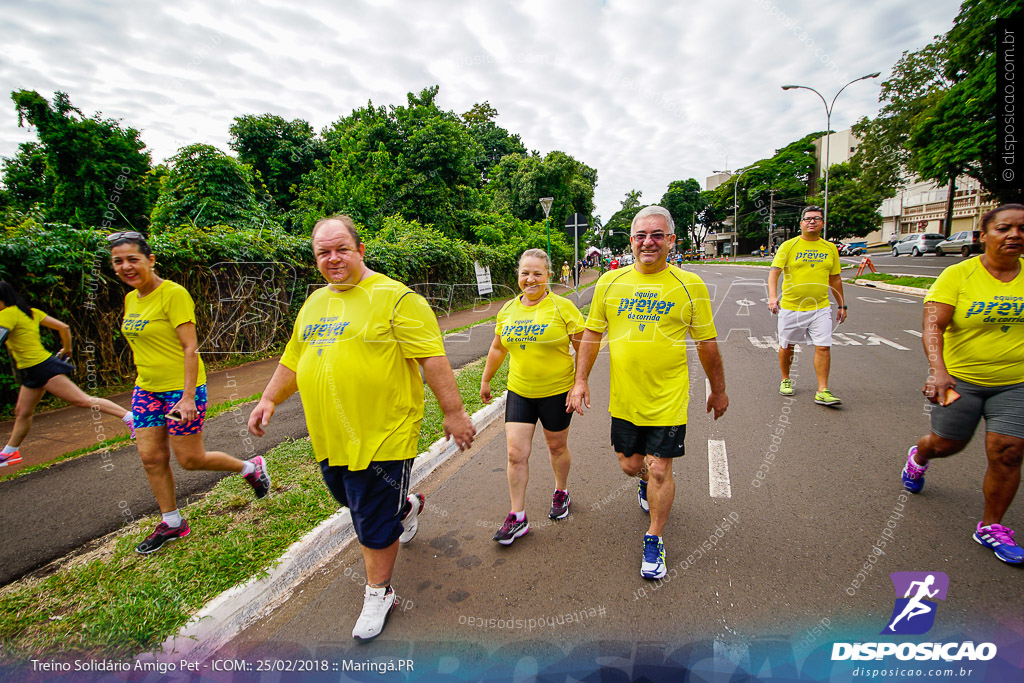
[
  {"xmin": 748, "ymin": 336, "xmax": 802, "ymax": 352},
  {"xmin": 833, "ymin": 333, "xmax": 863, "ymax": 346},
  {"xmin": 904, "ymin": 329, "xmax": 923, "ymax": 337},
  {"xmin": 706, "ymin": 378, "xmax": 711, "ymax": 403},
  {"xmin": 735, "ymin": 299, "xmax": 755, "ymax": 316},
  {"xmin": 862, "ymin": 332, "xmax": 910, "ymax": 350},
  {"xmin": 708, "ymin": 440, "xmax": 732, "ymax": 498}
]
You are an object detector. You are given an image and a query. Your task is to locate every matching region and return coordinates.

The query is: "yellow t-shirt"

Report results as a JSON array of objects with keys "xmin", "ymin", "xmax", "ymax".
[
  {"xmin": 771, "ymin": 236, "xmax": 841, "ymax": 311},
  {"xmin": 924, "ymin": 257, "xmax": 1024, "ymax": 387},
  {"xmin": 496, "ymin": 293, "xmax": 584, "ymax": 398},
  {"xmin": 0, "ymin": 307, "xmax": 53, "ymax": 369},
  {"xmin": 122, "ymin": 281, "xmax": 207, "ymax": 392},
  {"xmin": 585, "ymin": 265, "xmax": 717, "ymax": 426},
  {"xmin": 280, "ymin": 273, "xmax": 446, "ymax": 470}
]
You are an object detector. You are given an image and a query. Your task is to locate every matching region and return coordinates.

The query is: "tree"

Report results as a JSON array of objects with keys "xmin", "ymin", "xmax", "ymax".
[
  {"xmin": 10, "ymin": 90, "xmax": 154, "ymax": 229},
  {"xmin": 660, "ymin": 178, "xmax": 706, "ymax": 245},
  {"xmin": 0, "ymin": 142, "xmax": 49, "ymax": 213},
  {"xmin": 485, "ymin": 150, "xmax": 598, "ymax": 231},
  {"xmin": 810, "ymin": 162, "xmax": 885, "ymax": 239},
  {"xmin": 294, "ymin": 85, "xmax": 485, "ymax": 238},
  {"xmin": 228, "ymin": 114, "xmax": 326, "ymax": 216},
  {"xmin": 150, "ymin": 143, "xmax": 273, "ymax": 231},
  {"xmin": 601, "ymin": 190, "xmax": 645, "ymax": 252}
]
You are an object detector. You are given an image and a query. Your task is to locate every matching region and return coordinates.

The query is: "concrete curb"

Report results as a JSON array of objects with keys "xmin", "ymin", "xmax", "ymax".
[
  {"xmin": 147, "ymin": 393, "xmax": 508, "ymax": 665},
  {"xmin": 852, "ymin": 279, "xmax": 930, "ymax": 296}
]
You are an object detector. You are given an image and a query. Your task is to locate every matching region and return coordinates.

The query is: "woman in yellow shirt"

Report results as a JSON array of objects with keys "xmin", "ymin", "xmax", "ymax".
[
  {"xmin": 480, "ymin": 249, "xmax": 584, "ymax": 545},
  {"xmin": 0, "ymin": 281, "xmax": 134, "ymax": 467},
  {"xmin": 902, "ymin": 204, "xmax": 1024, "ymax": 565},
  {"xmin": 108, "ymin": 232, "xmax": 271, "ymax": 554}
]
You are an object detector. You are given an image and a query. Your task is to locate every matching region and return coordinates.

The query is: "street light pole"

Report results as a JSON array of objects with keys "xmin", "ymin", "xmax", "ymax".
[
  {"xmin": 782, "ymin": 72, "xmax": 880, "ymax": 238},
  {"xmin": 713, "ymin": 165, "xmax": 759, "ymax": 259},
  {"xmin": 539, "ymin": 197, "xmax": 554, "ymax": 261}
]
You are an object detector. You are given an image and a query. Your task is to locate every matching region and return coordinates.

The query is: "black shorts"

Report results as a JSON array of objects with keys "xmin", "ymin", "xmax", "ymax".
[
  {"xmin": 610, "ymin": 417, "xmax": 686, "ymax": 458},
  {"xmin": 20, "ymin": 355, "xmax": 75, "ymax": 389},
  {"xmin": 318, "ymin": 459, "xmax": 412, "ymax": 549},
  {"xmin": 505, "ymin": 390, "xmax": 573, "ymax": 432}
]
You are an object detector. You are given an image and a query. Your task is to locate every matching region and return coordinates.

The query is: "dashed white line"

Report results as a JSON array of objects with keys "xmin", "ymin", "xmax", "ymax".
[
  {"xmin": 904, "ymin": 329, "xmax": 923, "ymax": 337},
  {"xmin": 708, "ymin": 440, "xmax": 732, "ymax": 498}
]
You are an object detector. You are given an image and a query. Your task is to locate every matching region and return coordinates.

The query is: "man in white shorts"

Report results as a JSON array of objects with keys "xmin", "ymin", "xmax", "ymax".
[{"xmin": 767, "ymin": 206, "xmax": 847, "ymax": 406}]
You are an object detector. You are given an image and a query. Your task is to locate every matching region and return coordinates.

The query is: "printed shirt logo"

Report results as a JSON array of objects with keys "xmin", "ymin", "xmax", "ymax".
[
  {"xmin": 122, "ymin": 312, "xmax": 151, "ymax": 339},
  {"xmin": 794, "ymin": 250, "xmax": 828, "ymax": 266},
  {"xmin": 503, "ymin": 320, "xmax": 550, "ymax": 343},
  {"xmin": 615, "ymin": 291, "xmax": 676, "ymax": 323},
  {"xmin": 964, "ymin": 296, "xmax": 1024, "ymax": 324},
  {"xmin": 301, "ymin": 316, "xmax": 351, "ymax": 355},
  {"xmin": 881, "ymin": 571, "xmax": 949, "ymax": 635}
]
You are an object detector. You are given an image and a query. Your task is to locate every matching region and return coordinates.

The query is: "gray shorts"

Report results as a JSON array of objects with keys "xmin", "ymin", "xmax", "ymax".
[{"xmin": 930, "ymin": 377, "xmax": 1024, "ymax": 441}]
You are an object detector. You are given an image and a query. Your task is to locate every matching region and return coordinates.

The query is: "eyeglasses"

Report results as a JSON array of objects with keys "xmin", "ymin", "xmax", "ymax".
[
  {"xmin": 631, "ymin": 232, "xmax": 669, "ymax": 242},
  {"xmin": 802, "ymin": 217, "xmax": 824, "ymax": 224},
  {"xmin": 106, "ymin": 231, "xmax": 144, "ymax": 242}
]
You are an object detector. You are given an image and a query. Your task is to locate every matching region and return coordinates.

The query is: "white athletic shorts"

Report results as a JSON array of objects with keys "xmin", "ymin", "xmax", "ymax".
[{"xmin": 777, "ymin": 306, "xmax": 833, "ymax": 347}]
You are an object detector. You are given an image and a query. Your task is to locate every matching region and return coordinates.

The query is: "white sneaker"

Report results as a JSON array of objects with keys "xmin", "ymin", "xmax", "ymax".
[
  {"xmin": 399, "ymin": 493, "xmax": 424, "ymax": 543},
  {"xmin": 352, "ymin": 584, "xmax": 396, "ymax": 640}
]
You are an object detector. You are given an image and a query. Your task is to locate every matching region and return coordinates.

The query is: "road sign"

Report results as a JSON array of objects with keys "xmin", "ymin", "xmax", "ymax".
[{"xmin": 564, "ymin": 213, "xmax": 588, "ymax": 237}]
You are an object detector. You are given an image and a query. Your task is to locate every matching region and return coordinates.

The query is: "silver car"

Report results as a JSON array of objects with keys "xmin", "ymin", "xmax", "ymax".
[
  {"xmin": 892, "ymin": 233, "xmax": 946, "ymax": 257},
  {"xmin": 935, "ymin": 230, "xmax": 983, "ymax": 257}
]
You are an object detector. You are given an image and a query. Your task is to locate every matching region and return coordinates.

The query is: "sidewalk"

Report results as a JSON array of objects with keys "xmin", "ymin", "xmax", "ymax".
[
  {"xmin": 0, "ymin": 270, "xmax": 599, "ymax": 585},
  {"xmin": 0, "ymin": 271, "xmax": 600, "ymax": 474}
]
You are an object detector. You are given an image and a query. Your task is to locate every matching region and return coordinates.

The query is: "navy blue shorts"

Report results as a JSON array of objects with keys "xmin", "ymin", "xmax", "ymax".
[
  {"xmin": 20, "ymin": 355, "xmax": 75, "ymax": 389},
  {"xmin": 611, "ymin": 417, "xmax": 687, "ymax": 458},
  {"xmin": 319, "ymin": 459, "xmax": 413, "ymax": 549}
]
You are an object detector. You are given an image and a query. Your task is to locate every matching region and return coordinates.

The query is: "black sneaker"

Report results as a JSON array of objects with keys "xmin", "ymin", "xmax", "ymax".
[
  {"xmin": 492, "ymin": 513, "xmax": 529, "ymax": 545},
  {"xmin": 243, "ymin": 456, "xmax": 271, "ymax": 498},
  {"xmin": 549, "ymin": 490, "xmax": 571, "ymax": 520},
  {"xmin": 136, "ymin": 519, "xmax": 191, "ymax": 554}
]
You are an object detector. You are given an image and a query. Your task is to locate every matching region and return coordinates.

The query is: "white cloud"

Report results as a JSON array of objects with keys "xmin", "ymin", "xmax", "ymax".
[{"xmin": 0, "ymin": 0, "xmax": 964, "ymax": 220}]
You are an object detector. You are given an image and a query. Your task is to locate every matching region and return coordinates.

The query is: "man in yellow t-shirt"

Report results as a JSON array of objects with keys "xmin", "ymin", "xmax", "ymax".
[
  {"xmin": 768, "ymin": 206, "xmax": 847, "ymax": 406},
  {"xmin": 247, "ymin": 215, "xmax": 475, "ymax": 641},
  {"xmin": 567, "ymin": 206, "xmax": 728, "ymax": 581}
]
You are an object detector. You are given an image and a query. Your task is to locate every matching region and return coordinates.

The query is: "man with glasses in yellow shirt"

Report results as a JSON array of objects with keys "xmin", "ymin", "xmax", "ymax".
[
  {"xmin": 247, "ymin": 215, "xmax": 476, "ymax": 641},
  {"xmin": 568, "ymin": 206, "xmax": 728, "ymax": 580},
  {"xmin": 768, "ymin": 205, "xmax": 847, "ymax": 406}
]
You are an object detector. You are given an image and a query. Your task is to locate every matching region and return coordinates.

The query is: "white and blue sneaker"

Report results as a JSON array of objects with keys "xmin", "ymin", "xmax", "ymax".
[
  {"xmin": 641, "ymin": 534, "xmax": 666, "ymax": 579},
  {"xmin": 637, "ymin": 480, "xmax": 649, "ymax": 513},
  {"xmin": 973, "ymin": 523, "xmax": 1024, "ymax": 564}
]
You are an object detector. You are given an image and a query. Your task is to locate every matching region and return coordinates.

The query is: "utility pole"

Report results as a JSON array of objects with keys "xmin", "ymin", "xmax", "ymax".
[{"xmin": 768, "ymin": 189, "xmax": 775, "ymax": 251}]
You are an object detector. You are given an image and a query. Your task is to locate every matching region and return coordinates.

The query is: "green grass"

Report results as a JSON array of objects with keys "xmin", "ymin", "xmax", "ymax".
[
  {"xmin": 0, "ymin": 361, "xmax": 510, "ymax": 662},
  {"xmin": 855, "ymin": 273, "xmax": 936, "ymax": 290}
]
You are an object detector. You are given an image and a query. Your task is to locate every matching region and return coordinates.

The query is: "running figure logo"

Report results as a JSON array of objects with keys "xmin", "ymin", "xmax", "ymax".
[{"xmin": 881, "ymin": 571, "xmax": 949, "ymax": 635}]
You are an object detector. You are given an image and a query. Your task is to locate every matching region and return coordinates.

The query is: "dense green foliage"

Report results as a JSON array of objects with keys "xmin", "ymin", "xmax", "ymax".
[
  {"xmin": 9, "ymin": 90, "xmax": 155, "ymax": 229},
  {"xmin": 150, "ymin": 144, "xmax": 276, "ymax": 231},
  {"xmin": 855, "ymin": 0, "xmax": 1024, "ymax": 204}
]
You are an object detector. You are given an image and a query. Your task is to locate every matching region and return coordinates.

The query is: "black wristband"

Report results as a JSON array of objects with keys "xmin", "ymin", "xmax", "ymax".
[{"xmin": 838, "ymin": 305, "xmax": 848, "ymax": 309}]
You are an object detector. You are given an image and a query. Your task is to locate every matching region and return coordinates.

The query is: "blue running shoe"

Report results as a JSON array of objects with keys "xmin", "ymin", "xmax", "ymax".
[
  {"xmin": 901, "ymin": 446, "xmax": 927, "ymax": 494},
  {"xmin": 638, "ymin": 480, "xmax": 649, "ymax": 513},
  {"xmin": 641, "ymin": 534, "xmax": 666, "ymax": 579},
  {"xmin": 973, "ymin": 523, "xmax": 1024, "ymax": 564}
]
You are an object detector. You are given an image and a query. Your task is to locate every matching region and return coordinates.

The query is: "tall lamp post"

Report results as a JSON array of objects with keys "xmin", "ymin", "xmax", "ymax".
[
  {"xmin": 713, "ymin": 164, "xmax": 759, "ymax": 259},
  {"xmin": 782, "ymin": 72, "xmax": 880, "ymax": 237},
  {"xmin": 539, "ymin": 197, "xmax": 554, "ymax": 260}
]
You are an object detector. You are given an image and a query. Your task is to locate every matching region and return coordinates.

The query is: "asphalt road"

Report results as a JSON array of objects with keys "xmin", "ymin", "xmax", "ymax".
[
  {"xmin": 0, "ymin": 287, "xmax": 596, "ymax": 587},
  {"xmin": 211, "ymin": 265, "xmax": 1023, "ymax": 679}
]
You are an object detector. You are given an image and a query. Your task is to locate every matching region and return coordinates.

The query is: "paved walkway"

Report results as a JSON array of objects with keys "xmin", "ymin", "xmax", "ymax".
[{"xmin": 0, "ymin": 271, "xmax": 598, "ymax": 585}]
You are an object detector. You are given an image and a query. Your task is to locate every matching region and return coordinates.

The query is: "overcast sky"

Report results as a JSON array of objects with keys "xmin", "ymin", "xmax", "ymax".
[{"xmin": 0, "ymin": 0, "xmax": 962, "ymax": 222}]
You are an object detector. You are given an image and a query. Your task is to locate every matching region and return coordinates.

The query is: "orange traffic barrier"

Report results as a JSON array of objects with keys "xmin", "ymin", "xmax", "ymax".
[{"xmin": 855, "ymin": 257, "xmax": 877, "ymax": 277}]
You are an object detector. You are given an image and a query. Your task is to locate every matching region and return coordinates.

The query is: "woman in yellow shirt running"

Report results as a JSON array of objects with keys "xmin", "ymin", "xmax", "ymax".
[
  {"xmin": 0, "ymin": 281, "xmax": 134, "ymax": 467},
  {"xmin": 902, "ymin": 204, "xmax": 1024, "ymax": 565},
  {"xmin": 108, "ymin": 232, "xmax": 271, "ymax": 554},
  {"xmin": 480, "ymin": 249, "xmax": 584, "ymax": 544}
]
